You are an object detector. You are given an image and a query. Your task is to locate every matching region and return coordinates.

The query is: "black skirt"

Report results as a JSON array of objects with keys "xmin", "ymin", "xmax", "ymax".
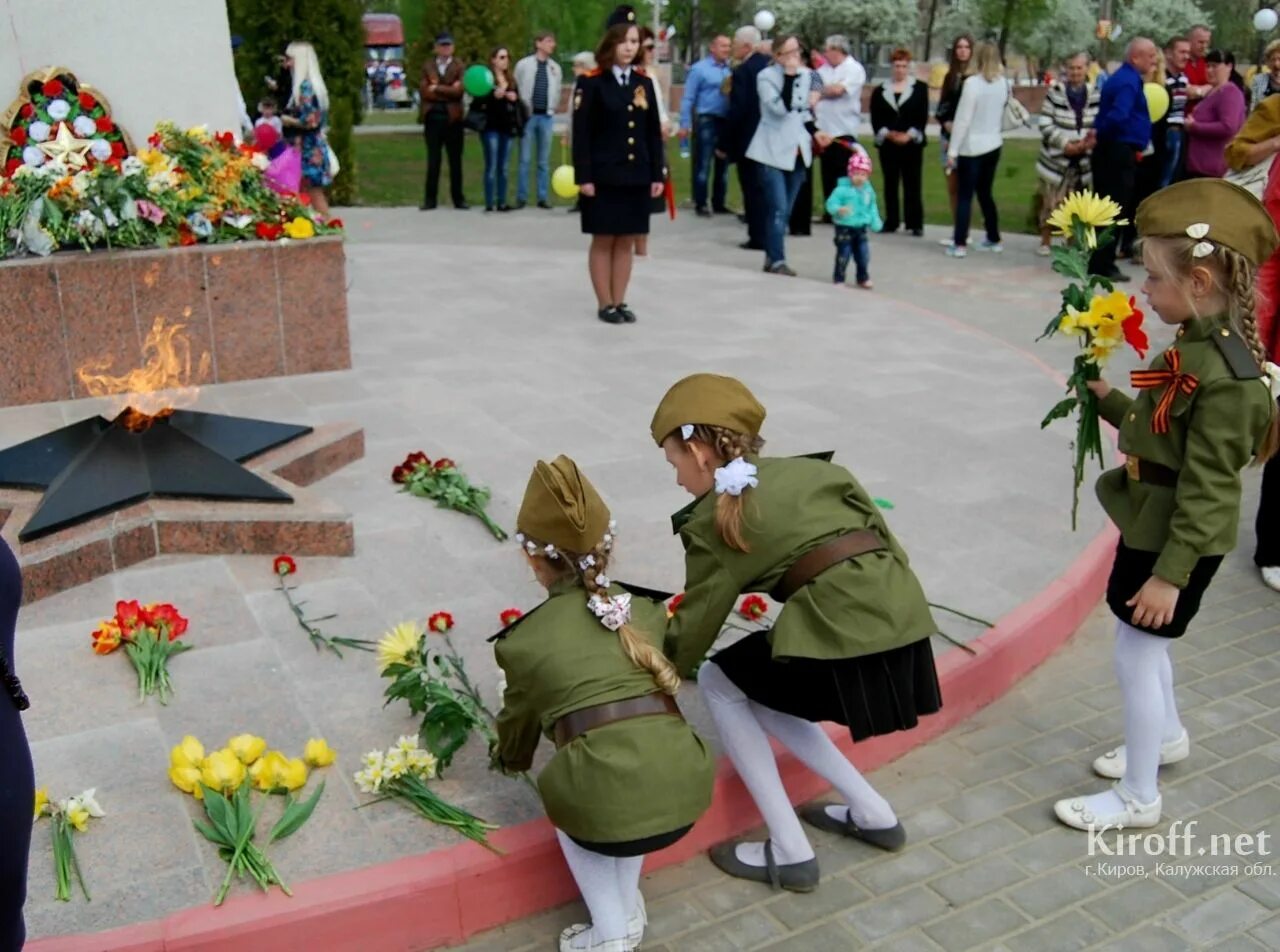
[
  {"xmin": 709, "ymin": 630, "xmax": 942, "ymax": 742},
  {"xmin": 580, "ymin": 183, "xmax": 651, "ymax": 235},
  {"xmin": 1106, "ymin": 539, "xmax": 1224, "ymax": 638},
  {"xmin": 569, "ymin": 823, "xmax": 693, "ymax": 858}
]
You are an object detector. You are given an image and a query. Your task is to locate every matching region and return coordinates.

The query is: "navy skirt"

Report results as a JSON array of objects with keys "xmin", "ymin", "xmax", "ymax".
[
  {"xmin": 580, "ymin": 184, "xmax": 651, "ymax": 235},
  {"xmin": 1106, "ymin": 540, "xmax": 1223, "ymax": 638}
]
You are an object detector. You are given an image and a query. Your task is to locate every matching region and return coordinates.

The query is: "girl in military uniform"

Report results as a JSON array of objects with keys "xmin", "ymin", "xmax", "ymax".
[
  {"xmin": 494, "ymin": 455, "xmax": 714, "ymax": 952},
  {"xmin": 573, "ymin": 10, "xmax": 666, "ymax": 325},
  {"xmin": 650, "ymin": 374, "xmax": 942, "ymax": 891},
  {"xmin": 1054, "ymin": 179, "xmax": 1280, "ymax": 832}
]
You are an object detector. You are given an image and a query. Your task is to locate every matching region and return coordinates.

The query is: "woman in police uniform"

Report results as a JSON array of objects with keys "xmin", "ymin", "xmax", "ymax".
[
  {"xmin": 495, "ymin": 455, "xmax": 714, "ymax": 952},
  {"xmin": 1054, "ymin": 179, "xmax": 1279, "ymax": 833},
  {"xmin": 573, "ymin": 6, "xmax": 666, "ymax": 325},
  {"xmin": 651, "ymin": 374, "xmax": 942, "ymax": 891}
]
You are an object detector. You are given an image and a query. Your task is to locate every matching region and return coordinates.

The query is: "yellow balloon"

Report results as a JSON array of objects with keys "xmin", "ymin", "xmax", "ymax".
[
  {"xmin": 1143, "ymin": 82, "xmax": 1169, "ymax": 123},
  {"xmin": 551, "ymin": 164, "xmax": 579, "ymax": 199}
]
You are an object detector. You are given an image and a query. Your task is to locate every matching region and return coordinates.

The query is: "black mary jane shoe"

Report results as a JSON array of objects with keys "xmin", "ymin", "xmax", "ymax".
[
  {"xmin": 497, "ymin": 204, "xmax": 512, "ymax": 212},
  {"xmin": 614, "ymin": 302, "xmax": 637, "ymax": 323},
  {"xmin": 597, "ymin": 306, "xmax": 627, "ymax": 325},
  {"xmin": 798, "ymin": 803, "xmax": 907, "ymax": 852},
  {"xmin": 708, "ymin": 840, "xmax": 819, "ymax": 893}
]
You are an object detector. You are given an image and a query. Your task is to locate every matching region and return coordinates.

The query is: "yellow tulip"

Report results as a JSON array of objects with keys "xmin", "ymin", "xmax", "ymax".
[
  {"xmin": 168, "ymin": 764, "xmax": 204, "ymax": 799},
  {"xmin": 227, "ymin": 734, "xmax": 267, "ymax": 765},
  {"xmin": 170, "ymin": 735, "xmax": 205, "ymax": 770},
  {"xmin": 283, "ymin": 216, "xmax": 315, "ymax": 240},
  {"xmin": 67, "ymin": 805, "xmax": 90, "ymax": 832},
  {"xmin": 250, "ymin": 750, "xmax": 289, "ymax": 792},
  {"xmin": 33, "ymin": 787, "xmax": 48, "ymax": 819},
  {"xmin": 303, "ymin": 738, "xmax": 337, "ymax": 768},
  {"xmin": 200, "ymin": 748, "xmax": 247, "ymax": 794},
  {"xmin": 280, "ymin": 757, "xmax": 309, "ymax": 792}
]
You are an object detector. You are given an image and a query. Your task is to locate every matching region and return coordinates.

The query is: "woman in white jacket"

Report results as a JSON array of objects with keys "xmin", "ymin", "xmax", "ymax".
[
  {"xmin": 945, "ymin": 42, "xmax": 1007, "ymax": 257},
  {"xmin": 745, "ymin": 34, "xmax": 832, "ymax": 275}
]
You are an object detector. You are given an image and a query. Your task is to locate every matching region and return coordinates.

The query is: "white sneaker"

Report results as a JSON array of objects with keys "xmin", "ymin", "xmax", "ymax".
[
  {"xmin": 1261, "ymin": 566, "xmax": 1280, "ymax": 591},
  {"xmin": 946, "ymin": 245, "xmax": 967, "ymax": 258},
  {"xmin": 1036, "ymin": 244, "xmax": 1052, "ymax": 257},
  {"xmin": 626, "ymin": 893, "xmax": 647, "ymax": 946},
  {"xmin": 979, "ymin": 240, "xmax": 1003, "ymax": 253},
  {"xmin": 1092, "ymin": 729, "xmax": 1190, "ymax": 779},
  {"xmin": 559, "ymin": 924, "xmax": 635, "ymax": 952},
  {"xmin": 1054, "ymin": 783, "xmax": 1162, "ymax": 831}
]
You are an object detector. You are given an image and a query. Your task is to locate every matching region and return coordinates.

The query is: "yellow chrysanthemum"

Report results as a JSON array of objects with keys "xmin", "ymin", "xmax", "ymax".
[
  {"xmin": 34, "ymin": 787, "xmax": 48, "ymax": 819},
  {"xmin": 1046, "ymin": 190, "xmax": 1127, "ymax": 248},
  {"xmin": 378, "ymin": 622, "xmax": 423, "ymax": 672}
]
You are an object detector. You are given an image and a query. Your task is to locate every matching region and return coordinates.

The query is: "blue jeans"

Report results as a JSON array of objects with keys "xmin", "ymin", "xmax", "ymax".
[
  {"xmin": 1159, "ymin": 126, "xmax": 1183, "ymax": 188},
  {"xmin": 518, "ymin": 113, "xmax": 553, "ymax": 203},
  {"xmin": 954, "ymin": 147, "xmax": 1001, "ymax": 247},
  {"xmin": 693, "ymin": 115, "xmax": 728, "ymax": 210},
  {"xmin": 760, "ymin": 162, "xmax": 807, "ymax": 267},
  {"xmin": 482, "ymin": 131, "xmax": 512, "ymax": 209},
  {"xmin": 833, "ymin": 226, "xmax": 870, "ymax": 284}
]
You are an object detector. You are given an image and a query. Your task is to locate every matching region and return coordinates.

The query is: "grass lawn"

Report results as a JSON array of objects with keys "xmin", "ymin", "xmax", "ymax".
[
  {"xmin": 359, "ymin": 108, "xmax": 421, "ymax": 126},
  {"xmin": 351, "ymin": 131, "xmax": 1043, "ymax": 232}
]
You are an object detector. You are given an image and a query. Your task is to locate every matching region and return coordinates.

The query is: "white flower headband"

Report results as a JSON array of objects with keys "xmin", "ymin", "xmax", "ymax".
[
  {"xmin": 679, "ymin": 423, "xmax": 759, "ymax": 497},
  {"xmin": 514, "ymin": 519, "xmax": 617, "ymax": 589},
  {"xmin": 1186, "ymin": 222, "xmax": 1214, "ymax": 259}
]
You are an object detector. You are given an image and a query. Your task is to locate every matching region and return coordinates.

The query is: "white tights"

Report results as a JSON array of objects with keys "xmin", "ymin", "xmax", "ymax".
[
  {"xmin": 555, "ymin": 830, "xmax": 643, "ymax": 943},
  {"xmin": 698, "ymin": 661, "xmax": 897, "ymax": 867}
]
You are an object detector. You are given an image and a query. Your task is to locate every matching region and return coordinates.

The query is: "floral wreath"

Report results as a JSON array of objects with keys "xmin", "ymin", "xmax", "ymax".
[
  {"xmin": 515, "ymin": 520, "xmax": 630, "ymax": 628},
  {"xmin": 1, "ymin": 67, "xmax": 133, "ymax": 177}
]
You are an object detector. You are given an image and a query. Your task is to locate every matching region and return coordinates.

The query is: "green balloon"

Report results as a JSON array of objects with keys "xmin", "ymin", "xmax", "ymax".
[{"xmin": 463, "ymin": 64, "xmax": 495, "ymax": 97}]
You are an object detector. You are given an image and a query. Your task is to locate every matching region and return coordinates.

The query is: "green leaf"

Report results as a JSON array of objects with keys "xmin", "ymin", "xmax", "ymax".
[
  {"xmin": 420, "ymin": 700, "xmax": 475, "ymax": 770},
  {"xmin": 192, "ymin": 818, "xmax": 234, "ymax": 848},
  {"xmin": 201, "ymin": 785, "xmax": 235, "ymax": 838},
  {"xmin": 1050, "ymin": 245, "xmax": 1088, "ymax": 280},
  {"xmin": 1041, "ymin": 398, "xmax": 1078, "ymax": 428},
  {"xmin": 268, "ymin": 780, "xmax": 325, "ymax": 843}
]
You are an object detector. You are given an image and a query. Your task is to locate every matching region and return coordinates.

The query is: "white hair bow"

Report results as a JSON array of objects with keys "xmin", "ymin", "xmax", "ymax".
[
  {"xmin": 587, "ymin": 592, "xmax": 632, "ymax": 631},
  {"xmin": 714, "ymin": 457, "xmax": 759, "ymax": 496},
  {"xmin": 1264, "ymin": 361, "xmax": 1280, "ymax": 399}
]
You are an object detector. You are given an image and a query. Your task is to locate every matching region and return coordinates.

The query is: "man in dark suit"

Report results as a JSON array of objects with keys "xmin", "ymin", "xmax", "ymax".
[
  {"xmin": 720, "ymin": 26, "xmax": 770, "ymax": 250},
  {"xmin": 420, "ymin": 31, "xmax": 467, "ymax": 210}
]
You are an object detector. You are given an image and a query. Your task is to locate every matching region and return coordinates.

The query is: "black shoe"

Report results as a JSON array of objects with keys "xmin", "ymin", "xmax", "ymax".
[
  {"xmin": 454, "ymin": 202, "xmax": 470, "ymax": 210},
  {"xmin": 419, "ymin": 202, "xmax": 437, "ymax": 211},
  {"xmin": 484, "ymin": 206, "xmax": 494, "ymax": 213},
  {"xmin": 737, "ymin": 214, "xmax": 748, "ymax": 224},
  {"xmin": 514, "ymin": 200, "xmax": 528, "ymax": 209},
  {"xmin": 767, "ymin": 262, "xmax": 797, "ymax": 276},
  {"xmin": 712, "ymin": 205, "xmax": 732, "ymax": 214},
  {"xmin": 798, "ymin": 803, "xmax": 907, "ymax": 852},
  {"xmin": 696, "ymin": 206, "xmax": 712, "ymax": 218},
  {"xmin": 537, "ymin": 200, "xmax": 553, "ymax": 209},
  {"xmin": 708, "ymin": 840, "xmax": 819, "ymax": 893},
  {"xmin": 910, "ymin": 228, "xmax": 924, "ymax": 237},
  {"xmin": 615, "ymin": 302, "xmax": 637, "ymax": 323},
  {"xmin": 739, "ymin": 241, "xmax": 764, "ymax": 250},
  {"xmin": 597, "ymin": 306, "xmax": 627, "ymax": 325},
  {"xmin": 1098, "ymin": 268, "xmax": 1131, "ymax": 282},
  {"xmin": 497, "ymin": 204, "xmax": 512, "ymax": 212}
]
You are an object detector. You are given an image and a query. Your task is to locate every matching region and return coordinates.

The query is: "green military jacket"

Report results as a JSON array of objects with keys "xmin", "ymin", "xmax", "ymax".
[
  {"xmin": 665, "ymin": 456, "xmax": 937, "ymax": 678},
  {"xmin": 1096, "ymin": 318, "xmax": 1275, "ymax": 588},
  {"xmin": 494, "ymin": 578, "xmax": 714, "ymax": 843}
]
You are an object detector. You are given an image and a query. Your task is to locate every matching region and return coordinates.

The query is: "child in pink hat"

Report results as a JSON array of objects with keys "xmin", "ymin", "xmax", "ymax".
[{"xmin": 824, "ymin": 147, "xmax": 883, "ymax": 289}]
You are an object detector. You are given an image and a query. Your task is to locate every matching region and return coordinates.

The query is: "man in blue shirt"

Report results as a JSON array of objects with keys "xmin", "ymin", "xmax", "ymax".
[
  {"xmin": 679, "ymin": 35, "xmax": 732, "ymax": 216},
  {"xmin": 1089, "ymin": 37, "xmax": 1157, "ymax": 281}
]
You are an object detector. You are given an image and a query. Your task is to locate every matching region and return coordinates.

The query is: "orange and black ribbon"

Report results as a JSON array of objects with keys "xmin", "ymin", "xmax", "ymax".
[{"xmin": 1130, "ymin": 348, "xmax": 1198, "ymax": 434}]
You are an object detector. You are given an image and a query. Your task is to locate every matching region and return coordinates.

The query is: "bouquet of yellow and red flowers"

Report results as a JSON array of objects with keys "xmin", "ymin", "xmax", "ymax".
[
  {"xmin": 91, "ymin": 600, "xmax": 191, "ymax": 703},
  {"xmin": 1040, "ymin": 191, "xmax": 1150, "ymax": 529}
]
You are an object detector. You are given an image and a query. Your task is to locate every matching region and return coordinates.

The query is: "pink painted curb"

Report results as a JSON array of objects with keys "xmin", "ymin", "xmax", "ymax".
[{"xmin": 29, "ymin": 524, "xmax": 1120, "ymax": 952}]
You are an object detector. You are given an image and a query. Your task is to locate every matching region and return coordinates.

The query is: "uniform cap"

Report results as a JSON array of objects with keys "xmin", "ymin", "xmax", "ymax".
[
  {"xmin": 606, "ymin": 5, "xmax": 639, "ymax": 28},
  {"xmin": 516, "ymin": 456, "xmax": 611, "ymax": 554},
  {"xmin": 1136, "ymin": 179, "xmax": 1279, "ymax": 267},
  {"xmin": 650, "ymin": 374, "xmax": 766, "ymax": 445}
]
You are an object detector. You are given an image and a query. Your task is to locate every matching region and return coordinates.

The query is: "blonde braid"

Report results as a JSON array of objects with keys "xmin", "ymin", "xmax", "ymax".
[{"xmin": 688, "ymin": 424, "xmax": 764, "ymax": 553}]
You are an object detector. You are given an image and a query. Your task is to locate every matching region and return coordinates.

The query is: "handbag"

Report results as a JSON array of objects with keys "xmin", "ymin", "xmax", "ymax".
[
  {"xmin": 1002, "ymin": 83, "xmax": 1031, "ymax": 133},
  {"xmin": 325, "ymin": 140, "xmax": 340, "ymax": 178},
  {"xmin": 464, "ymin": 99, "xmax": 487, "ymax": 133}
]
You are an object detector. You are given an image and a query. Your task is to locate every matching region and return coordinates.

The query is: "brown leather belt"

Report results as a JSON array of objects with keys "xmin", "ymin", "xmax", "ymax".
[
  {"xmin": 771, "ymin": 528, "xmax": 885, "ymax": 603},
  {"xmin": 1124, "ymin": 456, "xmax": 1178, "ymax": 487},
  {"xmin": 553, "ymin": 693, "xmax": 682, "ymax": 748}
]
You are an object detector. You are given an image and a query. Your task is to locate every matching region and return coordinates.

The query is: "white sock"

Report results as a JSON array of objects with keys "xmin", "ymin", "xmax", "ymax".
[
  {"xmin": 616, "ymin": 855, "xmax": 644, "ymax": 922},
  {"xmin": 1114, "ymin": 620, "xmax": 1170, "ymax": 805},
  {"xmin": 698, "ymin": 662, "xmax": 815, "ymax": 866},
  {"xmin": 556, "ymin": 830, "xmax": 629, "ymax": 941},
  {"xmin": 1158, "ymin": 648, "xmax": 1185, "ymax": 744},
  {"xmin": 748, "ymin": 701, "xmax": 898, "ymax": 830}
]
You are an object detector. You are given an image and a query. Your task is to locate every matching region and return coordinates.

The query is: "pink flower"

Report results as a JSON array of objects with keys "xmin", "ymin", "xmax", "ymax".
[{"xmin": 135, "ymin": 200, "xmax": 165, "ymax": 225}]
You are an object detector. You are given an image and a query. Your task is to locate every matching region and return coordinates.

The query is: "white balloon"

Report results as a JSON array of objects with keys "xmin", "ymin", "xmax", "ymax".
[
  {"xmin": 753, "ymin": 10, "xmax": 775, "ymax": 33},
  {"xmin": 1255, "ymin": 8, "xmax": 1279, "ymax": 33}
]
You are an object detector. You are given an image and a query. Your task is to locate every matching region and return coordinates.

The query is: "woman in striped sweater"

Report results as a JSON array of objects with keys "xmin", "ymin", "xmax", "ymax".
[{"xmin": 1035, "ymin": 52, "xmax": 1100, "ymax": 256}]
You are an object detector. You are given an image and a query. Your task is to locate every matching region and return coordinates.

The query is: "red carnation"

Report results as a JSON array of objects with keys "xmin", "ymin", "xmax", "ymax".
[
  {"xmin": 327, "ymin": 218, "xmax": 344, "ymax": 229},
  {"xmin": 499, "ymin": 608, "xmax": 524, "ymax": 626},
  {"xmin": 110, "ymin": 140, "xmax": 126, "ymax": 158},
  {"xmin": 95, "ymin": 116, "xmax": 113, "ymax": 134},
  {"xmin": 273, "ymin": 554, "xmax": 297, "ymax": 577},
  {"xmin": 427, "ymin": 611, "xmax": 455, "ymax": 633},
  {"xmin": 738, "ymin": 595, "xmax": 769, "ymax": 620},
  {"xmin": 666, "ymin": 593, "xmax": 684, "ymax": 617},
  {"xmin": 147, "ymin": 132, "xmax": 163, "ymax": 148},
  {"xmin": 215, "ymin": 131, "xmax": 235, "ymax": 150},
  {"xmin": 78, "ymin": 91, "xmax": 96, "ymax": 110},
  {"xmin": 19, "ymin": 103, "xmax": 34, "ymax": 119},
  {"xmin": 255, "ymin": 221, "xmax": 282, "ymax": 241},
  {"xmin": 404, "ymin": 451, "xmax": 430, "ymax": 467},
  {"xmin": 433, "ymin": 458, "xmax": 456, "ymax": 470},
  {"xmin": 42, "ymin": 79, "xmax": 64, "ymax": 97},
  {"xmin": 10, "ymin": 127, "xmax": 25, "ymax": 146}
]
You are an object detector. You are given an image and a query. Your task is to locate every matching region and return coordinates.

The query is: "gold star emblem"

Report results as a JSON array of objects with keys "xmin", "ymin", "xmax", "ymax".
[{"xmin": 37, "ymin": 122, "xmax": 93, "ymax": 170}]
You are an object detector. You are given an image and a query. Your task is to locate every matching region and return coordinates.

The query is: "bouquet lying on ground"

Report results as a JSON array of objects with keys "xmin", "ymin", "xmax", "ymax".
[
  {"xmin": 91, "ymin": 600, "xmax": 191, "ymax": 703},
  {"xmin": 271, "ymin": 555, "xmax": 375, "ymax": 657},
  {"xmin": 378, "ymin": 613, "xmax": 535, "ymax": 791},
  {"xmin": 168, "ymin": 733, "xmax": 334, "ymax": 905},
  {"xmin": 1039, "ymin": 190, "xmax": 1150, "ymax": 529},
  {"xmin": 34, "ymin": 787, "xmax": 104, "ymax": 901},
  {"xmin": 354, "ymin": 735, "xmax": 499, "ymax": 852},
  {"xmin": 391, "ymin": 451, "xmax": 508, "ymax": 541}
]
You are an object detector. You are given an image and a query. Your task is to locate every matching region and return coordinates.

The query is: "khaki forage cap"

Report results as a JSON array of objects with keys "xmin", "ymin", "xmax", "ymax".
[
  {"xmin": 650, "ymin": 374, "xmax": 766, "ymax": 446},
  {"xmin": 516, "ymin": 455, "xmax": 611, "ymax": 554},
  {"xmin": 1136, "ymin": 179, "xmax": 1279, "ymax": 267}
]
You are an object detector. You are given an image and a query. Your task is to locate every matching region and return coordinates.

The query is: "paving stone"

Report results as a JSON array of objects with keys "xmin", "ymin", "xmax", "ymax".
[
  {"xmin": 667, "ymin": 908, "xmax": 791, "ymax": 951},
  {"xmin": 1163, "ymin": 773, "xmax": 1233, "ymax": 814},
  {"xmin": 1006, "ymin": 828, "xmax": 1094, "ymax": 875},
  {"xmin": 933, "ymin": 817, "xmax": 1024, "ymax": 865},
  {"xmin": 756, "ymin": 920, "xmax": 863, "ymax": 951},
  {"xmin": 1092, "ymin": 925, "xmax": 1195, "ymax": 951},
  {"xmin": 1003, "ymin": 800, "xmax": 1061, "ymax": 835},
  {"xmin": 1213, "ymin": 752, "xmax": 1280, "ymax": 790},
  {"xmin": 693, "ymin": 876, "xmax": 773, "ymax": 919},
  {"xmin": 946, "ymin": 747, "xmax": 1037, "ymax": 789},
  {"xmin": 855, "ymin": 845, "xmax": 953, "ymax": 896},
  {"xmin": 1195, "ymin": 695, "xmax": 1272, "ymax": 732},
  {"xmin": 1215, "ymin": 785, "xmax": 1280, "ymax": 830},
  {"xmin": 927, "ymin": 854, "xmax": 1025, "ymax": 906},
  {"xmin": 642, "ymin": 898, "xmax": 713, "ymax": 943},
  {"xmin": 953, "ymin": 721, "xmax": 1038, "ymax": 755},
  {"xmin": 1005, "ymin": 864, "xmax": 1108, "ymax": 918},
  {"xmin": 843, "ymin": 885, "xmax": 950, "ymax": 943},
  {"xmin": 1169, "ymin": 888, "xmax": 1270, "ymax": 944},
  {"xmin": 1199, "ymin": 725, "xmax": 1277, "ymax": 761},
  {"xmin": 902, "ymin": 806, "xmax": 964, "ymax": 841},
  {"xmin": 921, "ymin": 898, "xmax": 1027, "ymax": 951},
  {"xmin": 1006, "ymin": 757, "xmax": 1097, "ymax": 799},
  {"xmin": 1248, "ymin": 915, "xmax": 1280, "ymax": 949},
  {"xmin": 1235, "ymin": 875, "xmax": 1280, "ymax": 910},
  {"xmin": 767, "ymin": 875, "xmax": 870, "ymax": 931},
  {"xmin": 938, "ymin": 780, "xmax": 1030, "ymax": 824},
  {"xmin": 1083, "ymin": 878, "xmax": 1184, "ymax": 932},
  {"xmin": 1013, "ymin": 726, "xmax": 1097, "ymax": 767}
]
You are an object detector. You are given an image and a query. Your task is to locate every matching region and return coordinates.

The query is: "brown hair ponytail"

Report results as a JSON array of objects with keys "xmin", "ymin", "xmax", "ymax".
[{"xmin": 686, "ymin": 424, "xmax": 765, "ymax": 553}]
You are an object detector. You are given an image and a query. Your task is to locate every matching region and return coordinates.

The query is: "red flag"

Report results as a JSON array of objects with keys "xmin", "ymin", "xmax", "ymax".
[{"xmin": 665, "ymin": 174, "xmax": 676, "ymax": 220}]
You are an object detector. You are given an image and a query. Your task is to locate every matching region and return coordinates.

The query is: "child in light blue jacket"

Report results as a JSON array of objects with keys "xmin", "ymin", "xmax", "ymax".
[{"xmin": 824, "ymin": 148, "xmax": 883, "ymax": 289}]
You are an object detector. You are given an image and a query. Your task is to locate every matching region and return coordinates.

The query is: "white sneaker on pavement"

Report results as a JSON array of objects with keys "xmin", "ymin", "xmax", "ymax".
[
  {"xmin": 559, "ymin": 924, "xmax": 635, "ymax": 952},
  {"xmin": 1261, "ymin": 566, "xmax": 1280, "ymax": 591},
  {"xmin": 1092, "ymin": 729, "xmax": 1190, "ymax": 779},
  {"xmin": 1054, "ymin": 783, "xmax": 1162, "ymax": 831}
]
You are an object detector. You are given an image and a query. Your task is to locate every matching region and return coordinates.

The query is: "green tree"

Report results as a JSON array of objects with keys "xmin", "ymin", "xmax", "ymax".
[
  {"xmin": 1022, "ymin": 0, "xmax": 1098, "ymax": 72},
  {"xmin": 407, "ymin": 0, "xmax": 529, "ymax": 85},
  {"xmin": 770, "ymin": 0, "xmax": 920, "ymax": 53},
  {"xmin": 1114, "ymin": 0, "xmax": 1213, "ymax": 49},
  {"xmin": 227, "ymin": 0, "xmax": 365, "ymax": 204}
]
